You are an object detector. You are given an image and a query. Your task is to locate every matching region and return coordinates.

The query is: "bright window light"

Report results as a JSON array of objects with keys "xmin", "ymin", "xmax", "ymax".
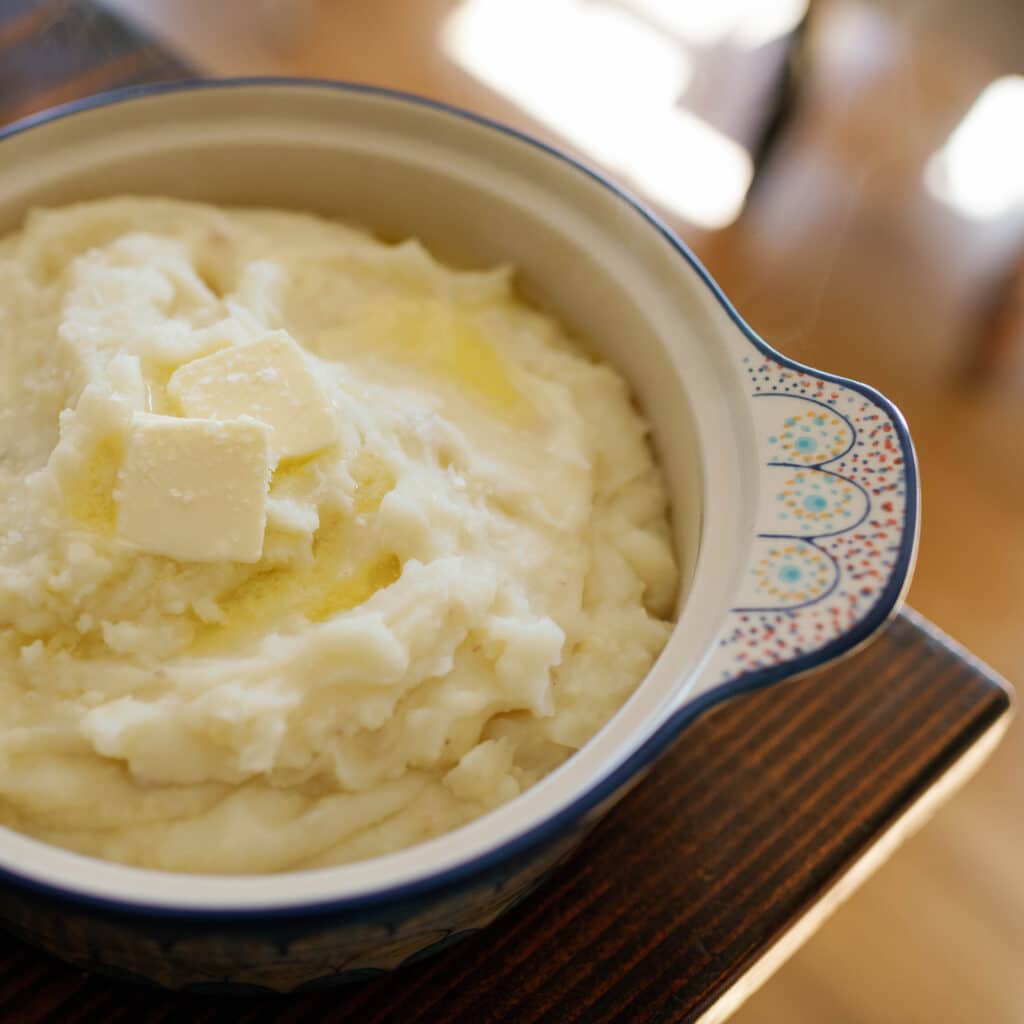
[
  {"xmin": 443, "ymin": 0, "xmax": 754, "ymax": 228},
  {"xmin": 735, "ymin": 0, "xmax": 809, "ymax": 48},
  {"xmin": 925, "ymin": 76, "xmax": 1024, "ymax": 221},
  {"xmin": 622, "ymin": 0, "xmax": 808, "ymax": 48}
]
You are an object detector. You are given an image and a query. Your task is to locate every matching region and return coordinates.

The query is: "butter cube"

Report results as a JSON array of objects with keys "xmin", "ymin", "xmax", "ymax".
[
  {"xmin": 115, "ymin": 413, "xmax": 271, "ymax": 563},
  {"xmin": 167, "ymin": 333, "xmax": 336, "ymax": 459}
]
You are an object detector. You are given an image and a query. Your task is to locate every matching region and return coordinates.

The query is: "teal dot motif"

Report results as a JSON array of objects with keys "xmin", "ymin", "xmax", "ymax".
[
  {"xmin": 768, "ymin": 405, "xmax": 852, "ymax": 465},
  {"xmin": 751, "ymin": 541, "xmax": 835, "ymax": 604},
  {"xmin": 770, "ymin": 467, "xmax": 866, "ymax": 536}
]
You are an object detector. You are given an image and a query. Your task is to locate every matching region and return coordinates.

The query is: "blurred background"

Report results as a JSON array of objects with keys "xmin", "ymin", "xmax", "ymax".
[{"xmin": 3, "ymin": 0, "xmax": 1023, "ymax": 1019}]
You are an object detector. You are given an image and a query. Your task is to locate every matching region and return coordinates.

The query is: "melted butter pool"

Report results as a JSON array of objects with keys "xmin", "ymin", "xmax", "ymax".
[
  {"xmin": 192, "ymin": 454, "xmax": 400, "ymax": 653},
  {"xmin": 62, "ymin": 435, "xmax": 122, "ymax": 535},
  {"xmin": 357, "ymin": 300, "xmax": 528, "ymax": 420}
]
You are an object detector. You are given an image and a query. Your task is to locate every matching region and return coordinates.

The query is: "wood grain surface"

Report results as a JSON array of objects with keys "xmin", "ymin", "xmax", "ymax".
[{"xmin": 0, "ymin": 4, "xmax": 1014, "ymax": 1022}]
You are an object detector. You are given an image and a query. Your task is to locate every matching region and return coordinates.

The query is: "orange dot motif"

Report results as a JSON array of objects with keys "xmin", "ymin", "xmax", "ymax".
[
  {"xmin": 768, "ymin": 411, "xmax": 851, "ymax": 465},
  {"xmin": 751, "ymin": 543, "xmax": 835, "ymax": 605},
  {"xmin": 774, "ymin": 470, "xmax": 864, "ymax": 533}
]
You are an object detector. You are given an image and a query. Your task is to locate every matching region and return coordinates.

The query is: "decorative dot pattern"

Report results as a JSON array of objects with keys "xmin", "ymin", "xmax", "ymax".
[
  {"xmin": 765, "ymin": 464, "xmax": 869, "ymax": 537},
  {"xmin": 767, "ymin": 408, "xmax": 853, "ymax": 465},
  {"xmin": 747, "ymin": 539, "xmax": 837, "ymax": 607},
  {"xmin": 712, "ymin": 357, "xmax": 913, "ymax": 682}
]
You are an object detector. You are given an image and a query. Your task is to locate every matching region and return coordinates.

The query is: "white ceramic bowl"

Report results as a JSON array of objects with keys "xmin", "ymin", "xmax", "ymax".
[{"xmin": 0, "ymin": 80, "xmax": 918, "ymax": 990}]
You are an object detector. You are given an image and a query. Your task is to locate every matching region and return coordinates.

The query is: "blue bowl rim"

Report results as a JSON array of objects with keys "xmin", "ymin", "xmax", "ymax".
[{"xmin": 0, "ymin": 77, "xmax": 919, "ymax": 921}]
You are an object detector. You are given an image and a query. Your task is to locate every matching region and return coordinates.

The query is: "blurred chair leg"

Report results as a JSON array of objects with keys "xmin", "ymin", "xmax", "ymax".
[
  {"xmin": 968, "ymin": 246, "xmax": 1024, "ymax": 382},
  {"xmin": 746, "ymin": 0, "xmax": 817, "ymax": 196}
]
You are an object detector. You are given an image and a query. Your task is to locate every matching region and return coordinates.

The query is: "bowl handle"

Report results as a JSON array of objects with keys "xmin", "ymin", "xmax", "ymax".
[{"xmin": 698, "ymin": 351, "xmax": 919, "ymax": 692}]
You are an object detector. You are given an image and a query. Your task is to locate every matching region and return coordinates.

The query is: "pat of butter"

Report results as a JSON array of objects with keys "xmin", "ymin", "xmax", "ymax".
[
  {"xmin": 167, "ymin": 333, "xmax": 336, "ymax": 459},
  {"xmin": 115, "ymin": 412, "xmax": 271, "ymax": 563}
]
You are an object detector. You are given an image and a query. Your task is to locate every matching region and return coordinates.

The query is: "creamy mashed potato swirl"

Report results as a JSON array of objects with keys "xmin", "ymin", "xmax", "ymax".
[{"xmin": 0, "ymin": 198, "xmax": 677, "ymax": 873}]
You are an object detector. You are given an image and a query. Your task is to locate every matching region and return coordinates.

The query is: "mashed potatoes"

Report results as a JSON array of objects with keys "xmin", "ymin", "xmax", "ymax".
[{"xmin": 0, "ymin": 198, "xmax": 677, "ymax": 873}]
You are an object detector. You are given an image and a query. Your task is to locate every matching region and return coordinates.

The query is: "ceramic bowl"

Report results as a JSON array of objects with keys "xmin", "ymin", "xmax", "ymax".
[{"xmin": 0, "ymin": 79, "xmax": 918, "ymax": 991}]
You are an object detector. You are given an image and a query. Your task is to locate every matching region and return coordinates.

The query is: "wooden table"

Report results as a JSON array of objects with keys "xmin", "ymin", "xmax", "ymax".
[{"xmin": 0, "ymin": 3, "xmax": 1014, "ymax": 1022}]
